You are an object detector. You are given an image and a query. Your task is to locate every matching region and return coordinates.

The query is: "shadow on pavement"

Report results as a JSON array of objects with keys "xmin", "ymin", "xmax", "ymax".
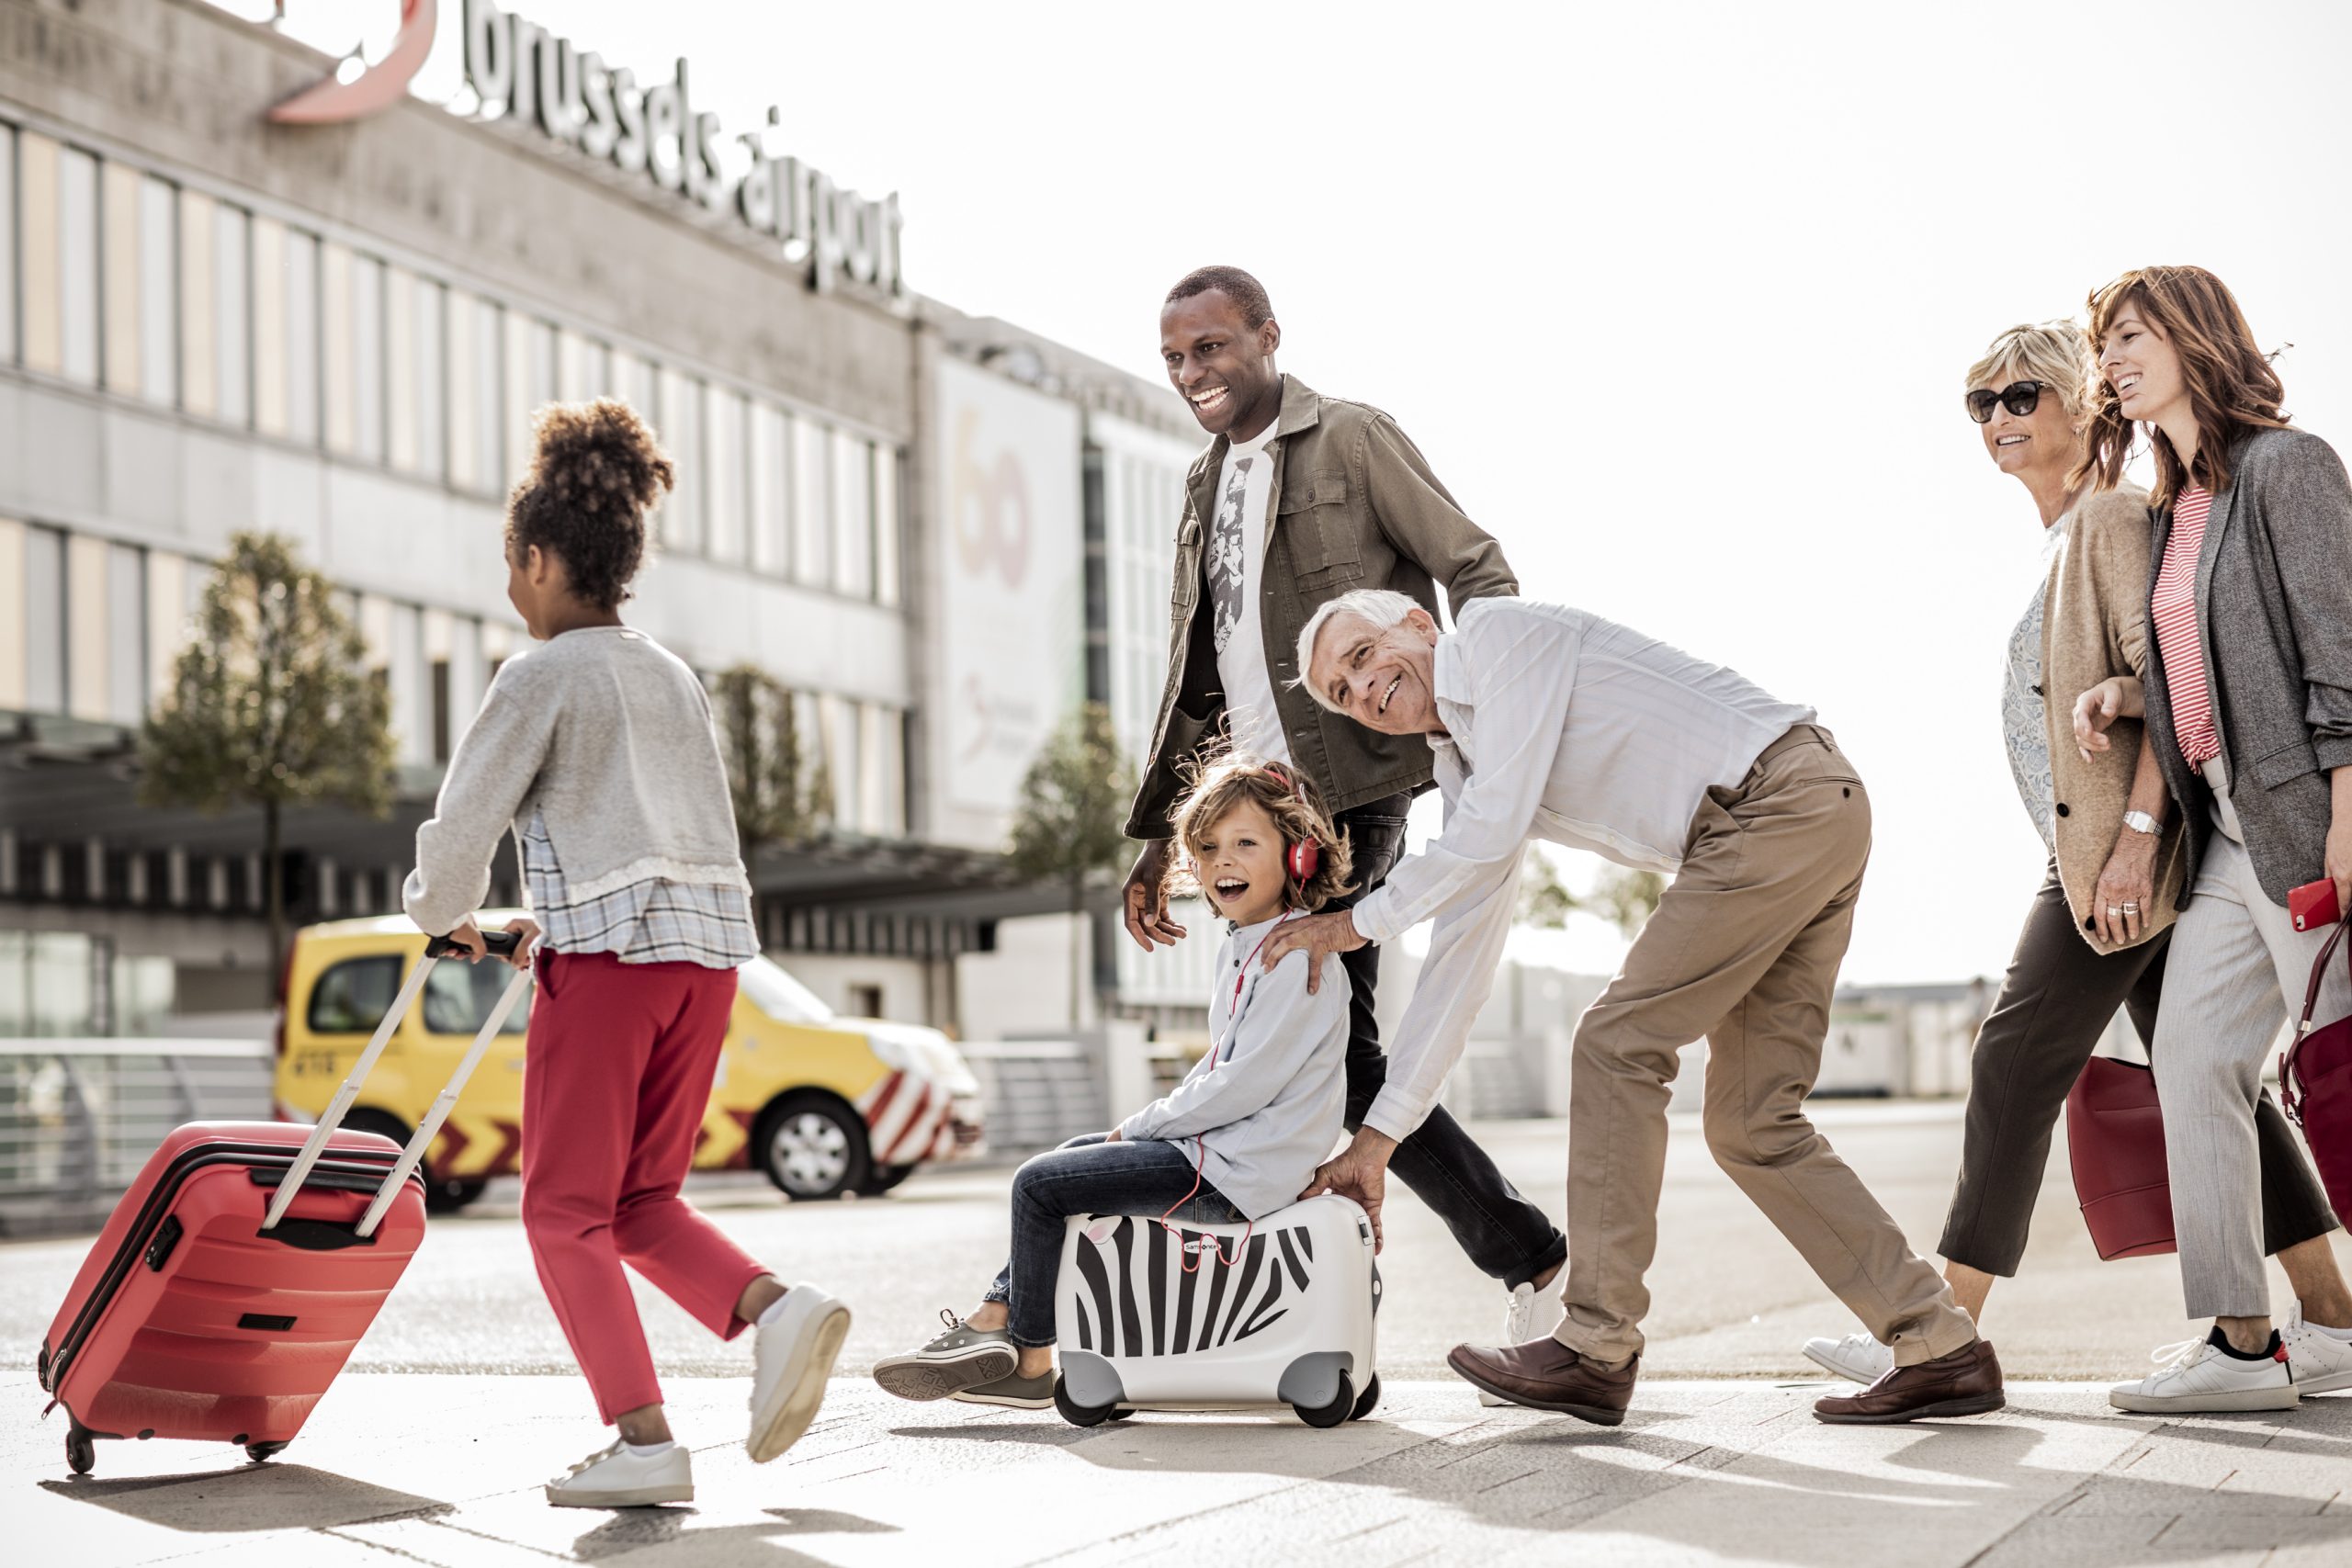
[
  {"xmin": 39, "ymin": 1461, "xmax": 450, "ymax": 1533},
  {"xmin": 570, "ymin": 1506, "xmax": 898, "ymax": 1563}
]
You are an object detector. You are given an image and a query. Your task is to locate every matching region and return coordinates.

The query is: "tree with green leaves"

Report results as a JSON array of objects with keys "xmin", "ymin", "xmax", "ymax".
[
  {"xmin": 1519, "ymin": 849, "xmax": 1667, "ymax": 939},
  {"xmin": 1007, "ymin": 703, "xmax": 1137, "ymax": 1026},
  {"xmin": 712, "ymin": 663, "xmax": 832, "ymax": 933},
  {"xmin": 138, "ymin": 532, "xmax": 394, "ymax": 979}
]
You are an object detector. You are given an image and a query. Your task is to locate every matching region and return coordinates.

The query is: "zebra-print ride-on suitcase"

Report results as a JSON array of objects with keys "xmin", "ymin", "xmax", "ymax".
[{"xmin": 1050, "ymin": 1193, "xmax": 1381, "ymax": 1427}]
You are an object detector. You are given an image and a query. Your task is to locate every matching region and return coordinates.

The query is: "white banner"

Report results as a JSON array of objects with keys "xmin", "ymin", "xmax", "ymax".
[{"xmin": 931, "ymin": 357, "xmax": 1083, "ymax": 834}]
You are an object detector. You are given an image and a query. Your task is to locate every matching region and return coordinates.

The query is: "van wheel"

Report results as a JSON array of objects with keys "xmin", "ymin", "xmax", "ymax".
[
  {"xmin": 753, "ymin": 1093, "xmax": 870, "ymax": 1201},
  {"xmin": 423, "ymin": 1177, "xmax": 488, "ymax": 1213},
  {"xmin": 858, "ymin": 1163, "xmax": 917, "ymax": 1197},
  {"xmin": 344, "ymin": 1111, "xmax": 481, "ymax": 1213}
]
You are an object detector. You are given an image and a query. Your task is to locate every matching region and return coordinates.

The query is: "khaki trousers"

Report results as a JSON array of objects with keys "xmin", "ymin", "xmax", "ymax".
[{"xmin": 1554, "ymin": 725, "xmax": 1977, "ymax": 1368}]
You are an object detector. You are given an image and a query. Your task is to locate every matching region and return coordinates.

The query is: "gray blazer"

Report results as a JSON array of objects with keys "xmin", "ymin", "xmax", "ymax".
[{"xmin": 2143, "ymin": 427, "xmax": 2352, "ymax": 905}]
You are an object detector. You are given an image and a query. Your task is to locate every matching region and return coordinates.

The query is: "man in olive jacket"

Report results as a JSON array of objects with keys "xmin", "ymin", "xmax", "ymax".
[{"xmin": 1121, "ymin": 266, "xmax": 1566, "ymax": 1350}]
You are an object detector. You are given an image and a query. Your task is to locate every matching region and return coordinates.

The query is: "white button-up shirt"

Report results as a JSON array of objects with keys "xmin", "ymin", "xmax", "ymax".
[{"xmin": 1349, "ymin": 598, "xmax": 1815, "ymax": 1141}]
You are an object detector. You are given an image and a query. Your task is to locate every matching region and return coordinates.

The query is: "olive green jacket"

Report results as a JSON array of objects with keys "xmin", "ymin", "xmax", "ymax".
[{"xmin": 1125, "ymin": 375, "xmax": 1518, "ymax": 838}]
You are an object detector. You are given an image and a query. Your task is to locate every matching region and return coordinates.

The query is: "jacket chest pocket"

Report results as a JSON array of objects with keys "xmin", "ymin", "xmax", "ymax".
[
  {"xmin": 1277, "ymin": 471, "xmax": 1363, "ymax": 587},
  {"xmin": 1171, "ymin": 515, "xmax": 1204, "ymax": 615}
]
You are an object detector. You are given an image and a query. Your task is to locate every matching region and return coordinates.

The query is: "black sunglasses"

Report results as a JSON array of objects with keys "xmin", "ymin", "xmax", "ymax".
[{"xmin": 1965, "ymin": 380, "xmax": 2045, "ymax": 423}]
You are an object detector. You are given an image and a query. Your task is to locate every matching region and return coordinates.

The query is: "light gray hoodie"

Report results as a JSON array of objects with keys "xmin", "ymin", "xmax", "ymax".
[{"xmin": 1116, "ymin": 912, "xmax": 1350, "ymax": 1220}]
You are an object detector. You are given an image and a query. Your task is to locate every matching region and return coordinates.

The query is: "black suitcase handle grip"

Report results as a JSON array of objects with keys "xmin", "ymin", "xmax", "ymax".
[{"xmin": 424, "ymin": 927, "xmax": 523, "ymax": 959}]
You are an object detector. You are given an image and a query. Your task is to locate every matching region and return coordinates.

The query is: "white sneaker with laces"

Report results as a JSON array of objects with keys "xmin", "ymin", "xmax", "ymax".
[
  {"xmin": 749, "ymin": 1282, "xmax": 853, "ymax": 1462},
  {"xmin": 2281, "ymin": 1302, "xmax": 2352, "ymax": 1394},
  {"xmin": 1483, "ymin": 1280, "xmax": 1569, "ymax": 1407},
  {"xmin": 1803, "ymin": 1330, "xmax": 1894, "ymax": 1386},
  {"xmin": 544, "ymin": 1439, "xmax": 693, "ymax": 1508},
  {"xmin": 2109, "ymin": 1329, "xmax": 2298, "ymax": 1414}
]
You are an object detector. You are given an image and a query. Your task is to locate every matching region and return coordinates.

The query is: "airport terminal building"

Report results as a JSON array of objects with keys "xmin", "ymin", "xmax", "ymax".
[{"xmin": 0, "ymin": 0, "xmax": 1205, "ymax": 1037}]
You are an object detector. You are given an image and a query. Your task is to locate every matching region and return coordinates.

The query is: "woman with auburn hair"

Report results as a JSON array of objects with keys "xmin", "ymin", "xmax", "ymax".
[
  {"xmin": 1798, "ymin": 321, "xmax": 2343, "ymax": 1390},
  {"xmin": 2071, "ymin": 266, "xmax": 2352, "ymax": 1414}
]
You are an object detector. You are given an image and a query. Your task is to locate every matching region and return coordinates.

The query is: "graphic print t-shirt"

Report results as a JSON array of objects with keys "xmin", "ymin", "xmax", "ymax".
[{"xmin": 1204, "ymin": 417, "xmax": 1292, "ymax": 766}]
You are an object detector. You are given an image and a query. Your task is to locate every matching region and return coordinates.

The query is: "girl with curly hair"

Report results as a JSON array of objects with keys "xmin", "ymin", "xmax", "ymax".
[
  {"xmin": 871, "ymin": 755, "xmax": 1354, "ymax": 1410},
  {"xmin": 403, "ymin": 400, "xmax": 849, "ymax": 1507}
]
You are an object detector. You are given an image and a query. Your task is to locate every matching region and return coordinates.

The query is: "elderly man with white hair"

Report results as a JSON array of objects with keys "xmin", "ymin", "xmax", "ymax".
[{"xmin": 1265, "ymin": 589, "xmax": 1999, "ymax": 1426}]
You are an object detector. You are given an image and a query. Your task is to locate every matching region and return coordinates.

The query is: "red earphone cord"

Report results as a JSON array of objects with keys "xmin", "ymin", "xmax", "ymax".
[{"xmin": 1155, "ymin": 909, "xmax": 1301, "ymax": 1272}]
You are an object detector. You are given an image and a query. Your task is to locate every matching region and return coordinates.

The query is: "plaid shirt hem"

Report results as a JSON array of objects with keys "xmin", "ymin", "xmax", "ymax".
[{"xmin": 522, "ymin": 812, "xmax": 758, "ymax": 969}]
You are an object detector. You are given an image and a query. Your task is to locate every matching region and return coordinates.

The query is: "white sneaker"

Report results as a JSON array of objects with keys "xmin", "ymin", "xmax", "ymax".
[
  {"xmin": 544, "ymin": 1439, "xmax": 693, "ymax": 1508},
  {"xmin": 748, "ymin": 1282, "xmax": 853, "ymax": 1462},
  {"xmin": 1483, "ymin": 1280, "xmax": 1569, "ymax": 1407},
  {"xmin": 2109, "ymin": 1329, "xmax": 2299, "ymax": 1413},
  {"xmin": 2282, "ymin": 1302, "xmax": 2352, "ymax": 1394},
  {"xmin": 1804, "ymin": 1330, "xmax": 1894, "ymax": 1386}
]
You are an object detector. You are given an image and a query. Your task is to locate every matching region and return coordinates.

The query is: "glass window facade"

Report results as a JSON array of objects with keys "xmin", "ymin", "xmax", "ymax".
[
  {"xmin": 749, "ymin": 400, "xmax": 789, "ymax": 576},
  {"xmin": 705, "ymin": 383, "xmax": 745, "ymax": 565},
  {"xmin": 60, "ymin": 143, "xmax": 102, "ymax": 385},
  {"xmin": 657, "ymin": 367, "xmax": 703, "ymax": 555},
  {"xmin": 0, "ymin": 122, "xmax": 14, "ymax": 366},
  {"xmin": 832, "ymin": 430, "xmax": 873, "ymax": 600},
  {"xmin": 211, "ymin": 200, "xmax": 251, "ymax": 426},
  {"xmin": 793, "ymin": 415, "xmax": 831, "ymax": 588},
  {"xmin": 0, "ymin": 128, "xmax": 923, "ymax": 836},
  {"xmin": 137, "ymin": 174, "xmax": 177, "ymax": 406}
]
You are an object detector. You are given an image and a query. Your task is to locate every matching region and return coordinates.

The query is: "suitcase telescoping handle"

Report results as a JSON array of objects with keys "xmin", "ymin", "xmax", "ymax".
[{"xmin": 261, "ymin": 926, "xmax": 530, "ymax": 1237}]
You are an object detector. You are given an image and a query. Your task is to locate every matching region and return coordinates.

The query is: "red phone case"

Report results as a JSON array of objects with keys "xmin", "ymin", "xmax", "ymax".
[{"xmin": 2290, "ymin": 878, "xmax": 2342, "ymax": 933}]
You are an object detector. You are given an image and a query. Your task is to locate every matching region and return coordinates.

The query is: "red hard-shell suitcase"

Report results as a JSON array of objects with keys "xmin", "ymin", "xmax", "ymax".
[{"xmin": 36, "ymin": 929, "xmax": 528, "ymax": 1474}]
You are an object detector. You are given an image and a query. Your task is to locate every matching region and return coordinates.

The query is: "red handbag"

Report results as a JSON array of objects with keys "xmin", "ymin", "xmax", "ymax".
[
  {"xmin": 2065, "ymin": 1055, "xmax": 2177, "ymax": 1259},
  {"xmin": 2279, "ymin": 916, "xmax": 2352, "ymax": 1222}
]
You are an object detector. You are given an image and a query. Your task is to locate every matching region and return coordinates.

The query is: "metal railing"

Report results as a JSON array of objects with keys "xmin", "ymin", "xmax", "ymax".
[{"xmin": 0, "ymin": 1038, "xmax": 275, "ymax": 1236}]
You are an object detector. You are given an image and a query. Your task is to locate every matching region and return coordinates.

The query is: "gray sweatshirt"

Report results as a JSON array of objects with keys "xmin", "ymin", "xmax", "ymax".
[
  {"xmin": 403, "ymin": 626, "xmax": 750, "ymax": 939},
  {"xmin": 1116, "ymin": 913, "xmax": 1350, "ymax": 1220}
]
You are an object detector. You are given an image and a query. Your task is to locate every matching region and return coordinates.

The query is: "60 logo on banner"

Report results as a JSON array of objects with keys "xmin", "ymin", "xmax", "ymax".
[{"xmin": 951, "ymin": 410, "xmax": 1032, "ymax": 588}]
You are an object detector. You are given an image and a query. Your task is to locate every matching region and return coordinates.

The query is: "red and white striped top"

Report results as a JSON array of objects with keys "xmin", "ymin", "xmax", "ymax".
[{"xmin": 2151, "ymin": 485, "xmax": 2222, "ymax": 766}]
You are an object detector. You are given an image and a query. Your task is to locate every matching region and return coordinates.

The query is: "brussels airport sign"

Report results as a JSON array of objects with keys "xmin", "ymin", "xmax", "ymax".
[
  {"xmin": 268, "ymin": 3, "xmax": 902, "ymax": 297},
  {"xmin": 452, "ymin": 1, "xmax": 901, "ymax": 298}
]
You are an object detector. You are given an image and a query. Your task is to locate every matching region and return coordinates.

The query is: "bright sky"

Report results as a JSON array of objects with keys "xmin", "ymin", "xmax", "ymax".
[{"xmin": 249, "ymin": 1, "xmax": 2352, "ymax": 984}]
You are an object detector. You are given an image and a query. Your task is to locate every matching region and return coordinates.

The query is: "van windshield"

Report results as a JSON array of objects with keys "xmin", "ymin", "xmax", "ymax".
[{"xmin": 737, "ymin": 956, "xmax": 835, "ymax": 1025}]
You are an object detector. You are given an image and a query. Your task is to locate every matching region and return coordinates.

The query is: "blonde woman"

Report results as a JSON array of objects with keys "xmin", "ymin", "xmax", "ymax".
[{"xmin": 1801, "ymin": 321, "xmax": 2342, "ymax": 1389}]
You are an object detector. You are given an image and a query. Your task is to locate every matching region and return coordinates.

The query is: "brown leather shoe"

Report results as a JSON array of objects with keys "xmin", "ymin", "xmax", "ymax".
[
  {"xmin": 1814, "ymin": 1338, "xmax": 2004, "ymax": 1424},
  {"xmin": 1446, "ymin": 1337, "xmax": 1637, "ymax": 1426}
]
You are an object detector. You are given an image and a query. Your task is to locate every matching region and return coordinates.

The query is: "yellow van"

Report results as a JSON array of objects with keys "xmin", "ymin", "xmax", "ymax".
[{"xmin": 272, "ymin": 914, "xmax": 985, "ymax": 1210}]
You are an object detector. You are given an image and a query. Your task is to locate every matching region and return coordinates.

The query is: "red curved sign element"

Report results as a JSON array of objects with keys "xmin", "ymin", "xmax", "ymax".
[{"xmin": 268, "ymin": 0, "xmax": 437, "ymax": 125}]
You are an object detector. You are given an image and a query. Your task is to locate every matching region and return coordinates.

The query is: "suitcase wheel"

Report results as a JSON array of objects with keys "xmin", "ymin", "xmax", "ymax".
[
  {"xmin": 65, "ymin": 1427, "xmax": 96, "ymax": 1476},
  {"xmin": 1105, "ymin": 1408, "xmax": 1136, "ymax": 1422},
  {"xmin": 1051, "ymin": 1374, "xmax": 1120, "ymax": 1428},
  {"xmin": 1350, "ymin": 1372, "xmax": 1382, "ymax": 1422},
  {"xmin": 1293, "ymin": 1371, "xmax": 1355, "ymax": 1429},
  {"xmin": 246, "ymin": 1442, "xmax": 288, "ymax": 1464}
]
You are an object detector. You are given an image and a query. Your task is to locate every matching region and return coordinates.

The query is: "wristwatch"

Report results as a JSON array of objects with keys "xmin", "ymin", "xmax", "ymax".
[{"xmin": 2122, "ymin": 810, "xmax": 2161, "ymax": 836}]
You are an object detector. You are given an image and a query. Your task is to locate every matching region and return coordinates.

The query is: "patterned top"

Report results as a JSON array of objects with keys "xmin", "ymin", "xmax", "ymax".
[
  {"xmin": 521, "ymin": 810, "xmax": 759, "ymax": 968},
  {"xmin": 2001, "ymin": 515, "xmax": 2072, "ymax": 850},
  {"xmin": 2151, "ymin": 485, "xmax": 2222, "ymax": 765}
]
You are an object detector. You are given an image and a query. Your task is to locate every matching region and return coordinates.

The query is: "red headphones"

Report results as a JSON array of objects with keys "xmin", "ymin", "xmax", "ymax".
[{"xmin": 1265, "ymin": 764, "xmax": 1321, "ymax": 883}]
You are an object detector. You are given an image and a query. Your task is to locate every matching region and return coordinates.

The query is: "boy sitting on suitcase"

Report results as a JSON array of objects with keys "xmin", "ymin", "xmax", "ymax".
[{"xmin": 874, "ymin": 756, "xmax": 1355, "ymax": 1407}]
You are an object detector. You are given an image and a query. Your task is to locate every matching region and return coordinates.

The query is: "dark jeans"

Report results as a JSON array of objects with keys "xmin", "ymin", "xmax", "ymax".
[
  {"xmin": 982, "ymin": 1134, "xmax": 1242, "ymax": 1348},
  {"xmin": 1331, "ymin": 795, "xmax": 1567, "ymax": 1291},
  {"xmin": 1939, "ymin": 859, "xmax": 2337, "ymax": 1276}
]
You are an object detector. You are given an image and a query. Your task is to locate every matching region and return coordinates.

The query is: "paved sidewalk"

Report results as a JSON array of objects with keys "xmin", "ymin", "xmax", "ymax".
[{"xmin": 15, "ymin": 1372, "xmax": 2350, "ymax": 1567}]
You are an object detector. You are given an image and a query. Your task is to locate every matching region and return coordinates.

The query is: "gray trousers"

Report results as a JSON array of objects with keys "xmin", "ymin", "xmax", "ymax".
[{"xmin": 2155, "ymin": 762, "xmax": 2352, "ymax": 1318}]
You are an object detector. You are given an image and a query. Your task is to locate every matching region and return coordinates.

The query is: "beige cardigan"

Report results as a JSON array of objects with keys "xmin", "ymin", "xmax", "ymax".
[{"xmin": 2041, "ymin": 480, "xmax": 2189, "ymax": 953}]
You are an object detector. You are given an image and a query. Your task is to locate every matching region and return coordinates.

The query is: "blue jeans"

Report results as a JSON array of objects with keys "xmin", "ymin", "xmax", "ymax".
[{"xmin": 982, "ymin": 1134, "xmax": 1241, "ymax": 1348}]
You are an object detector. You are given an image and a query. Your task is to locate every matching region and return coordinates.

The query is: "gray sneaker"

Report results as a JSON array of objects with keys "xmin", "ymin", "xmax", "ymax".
[
  {"xmin": 873, "ymin": 1309, "xmax": 1018, "ymax": 1402},
  {"xmin": 951, "ymin": 1368, "xmax": 1056, "ymax": 1410}
]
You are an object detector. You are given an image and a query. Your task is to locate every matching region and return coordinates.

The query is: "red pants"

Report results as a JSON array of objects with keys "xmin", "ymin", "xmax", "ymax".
[{"xmin": 520, "ymin": 951, "xmax": 768, "ymax": 1422}]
